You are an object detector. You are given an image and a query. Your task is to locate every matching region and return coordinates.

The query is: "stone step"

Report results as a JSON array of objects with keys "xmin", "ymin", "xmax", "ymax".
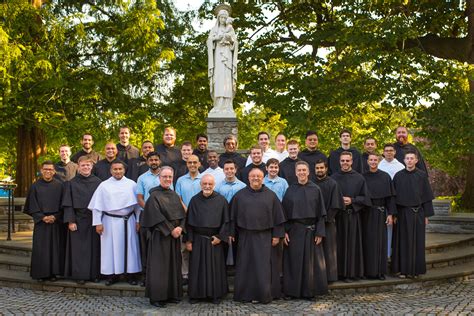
[
  {"xmin": 0, "ymin": 261, "xmax": 472, "ymax": 297},
  {"xmin": 426, "ymin": 245, "xmax": 474, "ymax": 269},
  {"xmin": 0, "ymin": 213, "xmax": 34, "ymax": 233},
  {"xmin": 0, "ymin": 253, "xmax": 30, "ymax": 272}
]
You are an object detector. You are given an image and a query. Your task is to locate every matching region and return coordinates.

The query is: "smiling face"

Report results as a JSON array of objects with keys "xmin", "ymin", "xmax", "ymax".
[
  {"xmin": 41, "ymin": 164, "xmax": 56, "ymax": 182},
  {"xmin": 396, "ymin": 127, "xmax": 409, "ymax": 144},
  {"xmin": 250, "ymin": 148, "xmax": 263, "ymax": 164},
  {"xmin": 147, "ymin": 155, "xmax": 161, "ymax": 171},
  {"xmin": 295, "ymin": 163, "xmax": 309, "ymax": 184},
  {"xmin": 201, "ymin": 174, "xmax": 215, "ymax": 197},
  {"xmin": 266, "ymin": 162, "xmax": 279, "ymax": 179},
  {"xmin": 340, "ymin": 132, "xmax": 351, "ymax": 146},
  {"xmin": 364, "ymin": 139, "xmax": 377, "ymax": 154},
  {"xmin": 248, "ymin": 168, "xmax": 264, "ymax": 190},
  {"xmin": 287, "ymin": 143, "xmax": 299, "ymax": 159},
  {"xmin": 119, "ymin": 128, "xmax": 130, "ymax": 145},
  {"xmin": 404, "ymin": 153, "xmax": 418, "ymax": 171},
  {"xmin": 258, "ymin": 133, "xmax": 270, "ymax": 151},
  {"xmin": 339, "ymin": 154, "xmax": 353, "ymax": 172},
  {"xmin": 78, "ymin": 160, "xmax": 93, "ymax": 177},
  {"xmin": 81, "ymin": 134, "xmax": 93, "ymax": 150},
  {"xmin": 197, "ymin": 137, "xmax": 208, "ymax": 151},
  {"xmin": 383, "ymin": 145, "xmax": 396, "ymax": 161},
  {"xmin": 223, "ymin": 162, "xmax": 237, "ymax": 180},
  {"xmin": 163, "ymin": 128, "xmax": 176, "ymax": 147},
  {"xmin": 141, "ymin": 142, "xmax": 154, "ymax": 157},
  {"xmin": 207, "ymin": 151, "xmax": 219, "ymax": 169},
  {"xmin": 159, "ymin": 168, "xmax": 173, "ymax": 189},
  {"xmin": 315, "ymin": 162, "xmax": 328, "ymax": 179},
  {"xmin": 367, "ymin": 154, "xmax": 379, "ymax": 171},
  {"xmin": 181, "ymin": 144, "xmax": 193, "ymax": 161},
  {"xmin": 186, "ymin": 155, "xmax": 201, "ymax": 174},
  {"xmin": 104, "ymin": 143, "xmax": 117, "ymax": 160},
  {"xmin": 275, "ymin": 135, "xmax": 286, "ymax": 152},
  {"xmin": 224, "ymin": 138, "xmax": 237, "ymax": 153},
  {"xmin": 59, "ymin": 146, "xmax": 71, "ymax": 163},
  {"xmin": 305, "ymin": 134, "xmax": 319, "ymax": 151}
]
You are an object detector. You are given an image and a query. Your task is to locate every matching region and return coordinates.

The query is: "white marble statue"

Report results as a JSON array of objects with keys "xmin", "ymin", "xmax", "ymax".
[{"xmin": 207, "ymin": 3, "xmax": 238, "ymax": 118}]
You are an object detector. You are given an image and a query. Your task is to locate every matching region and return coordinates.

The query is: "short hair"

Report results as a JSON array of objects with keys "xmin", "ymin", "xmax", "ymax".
[
  {"xmin": 59, "ymin": 144, "xmax": 71, "ymax": 150},
  {"xmin": 207, "ymin": 149, "xmax": 218, "ymax": 156},
  {"xmin": 396, "ymin": 126, "xmax": 408, "ymax": 133},
  {"xmin": 275, "ymin": 133, "xmax": 286, "ymax": 140},
  {"xmin": 339, "ymin": 128, "xmax": 352, "ymax": 137},
  {"xmin": 315, "ymin": 159, "xmax": 328, "ymax": 168},
  {"xmin": 160, "ymin": 165, "xmax": 174, "ymax": 174},
  {"xmin": 340, "ymin": 151, "xmax": 353, "ymax": 158},
  {"xmin": 119, "ymin": 126, "xmax": 131, "ymax": 132},
  {"xmin": 295, "ymin": 160, "xmax": 309, "ymax": 170},
  {"xmin": 82, "ymin": 133, "xmax": 93, "ymax": 140},
  {"xmin": 77, "ymin": 156, "xmax": 94, "ymax": 165},
  {"xmin": 110, "ymin": 159, "xmax": 127, "ymax": 168},
  {"xmin": 266, "ymin": 158, "xmax": 279, "ymax": 167},
  {"xmin": 164, "ymin": 126, "xmax": 176, "ymax": 134},
  {"xmin": 223, "ymin": 160, "xmax": 237, "ymax": 169},
  {"xmin": 257, "ymin": 131, "xmax": 270, "ymax": 140},
  {"xmin": 223, "ymin": 134, "xmax": 238, "ymax": 146},
  {"xmin": 404, "ymin": 149, "xmax": 418, "ymax": 159},
  {"xmin": 41, "ymin": 160, "xmax": 54, "ymax": 167},
  {"xmin": 181, "ymin": 141, "xmax": 193, "ymax": 148},
  {"xmin": 367, "ymin": 152, "xmax": 379, "ymax": 159},
  {"xmin": 364, "ymin": 137, "xmax": 377, "ymax": 144},
  {"xmin": 287, "ymin": 139, "xmax": 299, "ymax": 146},
  {"xmin": 383, "ymin": 143, "xmax": 395, "ymax": 150},
  {"xmin": 305, "ymin": 130, "xmax": 318, "ymax": 138},
  {"xmin": 196, "ymin": 133, "xmax": 208, "ymax": 141},
  {"xmin": 249, "ymin": 166, "xmax": 264, "ymax": 175},
  {"xmin": 249, "ymin": 145, "xmax": 263, "ymax": 153},
  {"xmin": 142, "ymin": 140, "xmax": 153, "ymax": 146},
  {"xmin": 146, "ymin": 151, "xmax": 161, "ymax": 160}
]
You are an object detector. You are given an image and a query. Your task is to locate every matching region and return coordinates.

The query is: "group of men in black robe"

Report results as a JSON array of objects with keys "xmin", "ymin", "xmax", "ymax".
[{"xmin": 23, "ymin": 125, "xmax": 434, "ymax": 307}]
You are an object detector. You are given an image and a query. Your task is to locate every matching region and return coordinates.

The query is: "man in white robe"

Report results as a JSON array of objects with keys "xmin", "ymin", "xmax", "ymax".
[{"xmin": 88, "ymin": 160, "xmax": 141, "ymax": 285}]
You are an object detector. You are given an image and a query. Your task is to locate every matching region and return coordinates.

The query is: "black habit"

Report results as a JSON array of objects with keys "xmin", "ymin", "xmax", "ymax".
[
  {"xmin": 126, "ymin": 156, "xmax": 149, "ymax": 182},
  {"xmin": 24, "ymin": 178, "xmax": 65, "ymax": 279},
  {"xmin": 278, "ymin": 157, "xmax": 299, "ymax": 185},
  {"xmin": 231, "ymin": 186, "xmax": 286, "ymax": 303},
  {"xmin": 116, "ymin": 143, "xmax": 140, "ymax": 164},
  {"xmin": 282, "ymin": 181, "xmax": 328, "ymax": 298},
  {"xmin": 141, "ymin": 186, "xmax": 186, "ymax": 303},
  {"xmin": 62, "ymin": 174, "xmax": 102, "ymax": 281},
  {"xmin": 218, "ymin": 152, "xmax": 247, "ymax": 170},
  {"xmin": 331, "ymin": 170, "xmax": 371, "ymax": 280},
  {"xmin": 328, "ymin": 147, "xmax": 363, "ymax": 175},
  {"xmin": 362, "ymin": 170, "xmax": 396, "ymax": 278},
  {"xmin": 172, "ymin": 160, "xmax": 188, "ymax": 185},
  {"xmin": 314, "ymin": 176, "xmax": 344, "ymax": 282},
  {"xmin": 93, "ymin": 159, "xmax": 126, "ymax": 181},
  {"xmin": 392, "ymin": 168, "xmax": 434, "ymax": 276},
  {"xmin": 240, "ymin": 163, "xmax": 267, "ymax": 186},
  {"xmin": 185, "ymin": 191, "xmax": 230, "ymax": 300},
  {"xmin": 298, "ymin": 149, "xmax": 327, "ymax": 179},
  {"xmin": 71, "ymin": 149, "xmax": 101, "ymax": 163},
  {"xmin": 193, "ymin": 148, "xmax": 209, "ymax": 170},
  {"xmin": 155, "ymin": 143, "xmax": 182, "ymax": 167}
]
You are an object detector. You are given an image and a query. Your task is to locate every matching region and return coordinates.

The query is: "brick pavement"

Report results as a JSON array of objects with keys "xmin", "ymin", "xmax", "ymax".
[{"xmin": 0, "ymin": 280, "xmax": 473, "ymax": 315}]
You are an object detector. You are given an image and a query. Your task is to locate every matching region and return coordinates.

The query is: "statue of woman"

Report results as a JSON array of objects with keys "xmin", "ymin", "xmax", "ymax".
[{"xmin": 207, "ymin": 4, "xmax": 238, "ymax": 117}]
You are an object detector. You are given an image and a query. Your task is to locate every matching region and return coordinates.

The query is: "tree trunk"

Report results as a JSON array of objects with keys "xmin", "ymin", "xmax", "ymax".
[
  {"xmin": 15, "ymin": 124, "xmax": 46, "ymax": 197},
  {"xmin": 460, "ymin": 79, "xmax": 474, "ymax": 211}
]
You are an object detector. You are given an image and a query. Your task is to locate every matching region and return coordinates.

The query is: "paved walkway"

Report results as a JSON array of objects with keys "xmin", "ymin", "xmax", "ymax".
[{"xmin": 1, "ymin": 280, "xmax": 473, "ymax": 315}]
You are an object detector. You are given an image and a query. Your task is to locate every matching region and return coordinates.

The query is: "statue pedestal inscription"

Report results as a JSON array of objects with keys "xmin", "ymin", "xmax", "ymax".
[{"xmin": 206, "ymin": 117, "xmax": 238, "ymax": 151}]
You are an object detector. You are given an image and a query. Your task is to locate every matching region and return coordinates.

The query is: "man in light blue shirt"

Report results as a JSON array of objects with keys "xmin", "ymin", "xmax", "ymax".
[
  {"xmin": 216, "ymin": 160, "xmax": 246, "ymax": 203},
  {"xmin": 137, "ymin": 152, "xmax": 162, "ymax": 207},
  {"xmin": 263, "ymin": 158, "xmax": 289, "ymax": 202},
  {"xmin": 202, "ymin": 150, "xmax": 225, "ymax": 185},
  {"xmin": 175, "ymin": 154, "xmax": 202, "ymax": 207}
]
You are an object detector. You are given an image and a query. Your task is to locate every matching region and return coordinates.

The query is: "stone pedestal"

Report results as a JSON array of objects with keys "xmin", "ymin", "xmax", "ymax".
[{"xmin": 206, "ymin": 117, "xmax": 238, "ymax": 151}]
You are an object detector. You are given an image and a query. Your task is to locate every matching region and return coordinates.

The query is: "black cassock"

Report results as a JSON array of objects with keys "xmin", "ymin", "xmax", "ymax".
[
  {"xmin": 116, "ymin": 143, "xmax": 140, "ymax": 164},
  {"xmin": 282, "ymin": 182, "xmax": 328, "ymax": 298},
  {"xmin": 193, "ymin": 148, "xmax": 209, "ymax": 170},
  {"xmin": 240, "ymin": 163, "xmax": 267, "ymax": 186},
  {"xmin": 172, "ymin": 160, "xmax": 188, "ymax": 186},
  {"xmin": 393, "ymin": 142, "xmax": 428, "ymax": 173},
  {"xmin": 141, "ymin": 186, "xmax": 186, "ymax": 303},
  {"xmin": 155, "ymin": 143, "xmax": 182, "ymax": 167},
  {"xmin": 278, "ymin": 157, "xmax": 300, "ymax": 185},
  {"xmin": 185, "ymin": 191, "xmax": 230, "ymax": 300},
  {"xmin": 62, "ymin": 174, "xmax": 101, "ymax": 281},
  {"xmin": 392, "ymin": 168, "xmax": 434, "ymax": 276},
  {"xmin": 93, "ymin": 159, "xmax": 112, "ymax": 181},
  {"xmin": 328, "ymin": 147, "xmax": 363, "ymax": 175},
  {"xmin": 314, "ymin": 176, "xmax": 344, "ymax": 282},
  {"xmin": 126, "ymin": 156, "xmax": 148, "ymax": 182},
  {"xmin": 362, "ymin": 170, "xmax": 396, "ymax": 278},
  {"xmin": 231, "ymin": 186, "xmax": 286, "ymax": 303},
  {"xmin": 24, "ymin": 178, "xmax": 65, "ymax": 279},
  {"xmin": 298, "ymin": 149, "xmax": 327, "ymax": 180},
  {"xmin": 331, "ymin": 170, "xmax": 371, "ymax": 279}
]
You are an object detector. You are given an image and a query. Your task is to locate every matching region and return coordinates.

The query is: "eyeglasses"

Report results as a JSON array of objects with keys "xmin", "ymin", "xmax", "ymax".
[{"xmin": 187, "ymin": 161, "xmax": 199, "ymax": 164}]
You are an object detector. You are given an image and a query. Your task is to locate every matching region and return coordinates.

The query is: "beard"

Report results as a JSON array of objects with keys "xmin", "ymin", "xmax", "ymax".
[{"xmin": 397, "ymin": 135, "xmax": 407, "ymax": 144}]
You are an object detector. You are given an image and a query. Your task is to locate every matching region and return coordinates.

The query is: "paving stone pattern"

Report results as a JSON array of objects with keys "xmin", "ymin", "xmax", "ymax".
[{"xmin": 1, "ymin": 280, "xmax": 473, "ymax": 315}]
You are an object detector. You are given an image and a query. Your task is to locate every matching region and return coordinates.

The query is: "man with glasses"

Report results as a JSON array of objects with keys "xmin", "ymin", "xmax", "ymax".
[{"xmin": 218, "ymin": 135, "xmax": 246, "ymax": 171}]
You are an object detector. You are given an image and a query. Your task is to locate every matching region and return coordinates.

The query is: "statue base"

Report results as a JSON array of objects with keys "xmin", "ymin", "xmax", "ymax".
[{"xmin": 206, "ymin": 116, "xmax": 238, "ymax": 151}]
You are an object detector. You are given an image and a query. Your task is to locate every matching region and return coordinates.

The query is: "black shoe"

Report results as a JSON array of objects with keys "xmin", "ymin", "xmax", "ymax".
[
  {"xmin": 105, "ymin": 277, "xmax": 117, "ymax": 286},
  {"xmin": 49, "ymin": 277, "xmax": 57, "ymax": 282},
  {"xmin": 343, "ymin": 278, "xmax": 354, "ymax": 283},
  {"xmin": 283, "ymin": 296, "xmax": 293, "ymax": 301},
  {"xmin": 379, "ymin": 275, "xmax": 386, "ymax": 280},
  {"xmin": 139, "ymin": 280, "xmax": 146, "ymax": 287},
  {"xmin": 128, "ymin": 279, "xmax": 138, "ymax": 286},
  {"xmin": 151, "ymin": 301, "xmax": 166, "ymax": 308},
  {"xmin": 189, "ymin": 298, "xmax": 199, "ymax": 304},
  {"xmin": 168, "ymin": 298, "xmax": 180, "ymax": 304},
  {"xmin": 76, "ymin": 280, "xmax": 86, "ymax": 285}
]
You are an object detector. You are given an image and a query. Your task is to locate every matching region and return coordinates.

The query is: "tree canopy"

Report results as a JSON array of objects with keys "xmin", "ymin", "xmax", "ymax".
[{"xmin": 0, "ymin": 0, "xmax": 472, "ymax": 207}]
